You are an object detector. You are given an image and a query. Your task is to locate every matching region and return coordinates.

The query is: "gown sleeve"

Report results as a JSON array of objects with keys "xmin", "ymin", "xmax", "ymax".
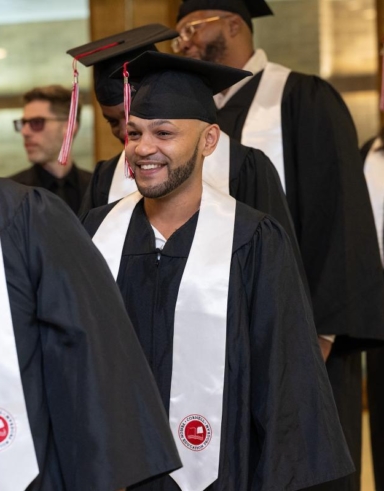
[
  {"xmin": 232, "ymin": 142, "xmax": 310, "ymax": 302},
  {"xmin": 12, "ymin": 188, "xmax": 181, "ymax": 491},
  {"xmin": 234, "ymin": 214, "xmax": 355, "ymax": 490}
]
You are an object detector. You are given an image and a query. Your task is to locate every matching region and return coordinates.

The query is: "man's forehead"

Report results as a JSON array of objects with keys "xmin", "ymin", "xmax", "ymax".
[
  {"xmin": 176, "ymin": 9, "xmax": 228, "ymax": 29},
  {"xmin": 24, "ymin": 100, "xmax": 52, "ymax": 115}
]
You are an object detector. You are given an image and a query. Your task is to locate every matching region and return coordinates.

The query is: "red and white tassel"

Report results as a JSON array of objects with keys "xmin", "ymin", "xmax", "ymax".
[
  {"xmin": 58, "ymin": 59, "xmax": 79, "ymax": 165},
  {"xmin": 123, "ymin": 62, "xmax": 134, "ymax": 178}
]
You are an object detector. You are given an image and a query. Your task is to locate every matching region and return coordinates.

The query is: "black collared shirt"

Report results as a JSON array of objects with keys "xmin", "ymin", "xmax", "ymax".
[{"xmin": 10, "ymin": 164, "xmax": 91, "ymax": 214}]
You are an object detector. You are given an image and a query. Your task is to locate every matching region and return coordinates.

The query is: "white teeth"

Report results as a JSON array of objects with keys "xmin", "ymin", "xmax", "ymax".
[{"xmin": 141, "ymin": 163, "xmax": 162, "ymax": 170}]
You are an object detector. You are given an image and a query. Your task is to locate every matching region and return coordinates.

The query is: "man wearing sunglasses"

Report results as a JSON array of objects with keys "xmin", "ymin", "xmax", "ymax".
[
  {"xmin": 175, "ymin": 1, "xmax": 384, "ymax": 491},
  {"xmin": 10, "ymin": 85, "xmax": 91, "ymax": 214}
]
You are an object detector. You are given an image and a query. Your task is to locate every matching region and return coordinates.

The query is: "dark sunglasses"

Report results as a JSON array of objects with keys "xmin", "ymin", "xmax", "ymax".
[{"xmin": 13, "ymin": 117, "xmax": 67, "ymax": 133}]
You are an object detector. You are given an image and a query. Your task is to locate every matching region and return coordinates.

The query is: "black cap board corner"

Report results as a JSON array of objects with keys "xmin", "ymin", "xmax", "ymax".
[{"xmin": 66, "ymin": 24, "xmax": 178, "ymax": 106}]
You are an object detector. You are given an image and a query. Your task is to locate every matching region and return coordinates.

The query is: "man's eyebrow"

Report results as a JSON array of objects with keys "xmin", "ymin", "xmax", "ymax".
[
  {"xmin": 127, "ymin": 119, "xmax": 176, "ymax": 129},
  {"xmin": 149, "ymin": 120, "xmax": 175, "ymax": 128}
]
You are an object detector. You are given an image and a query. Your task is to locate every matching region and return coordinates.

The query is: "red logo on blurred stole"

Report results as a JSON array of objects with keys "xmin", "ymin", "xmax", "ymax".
[{"xmin": 0, "ymin": 409, "xmax": 16, "ymax": 450}]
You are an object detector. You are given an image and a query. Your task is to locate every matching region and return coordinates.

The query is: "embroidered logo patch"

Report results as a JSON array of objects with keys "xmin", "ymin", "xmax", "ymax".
[
  {"xmin": 178, "ymin": 414, "xmax": 212, "ymax": 451},
  {"xmin": 0, "ymin": 408, "xmax": 16, "ymax": 451}
]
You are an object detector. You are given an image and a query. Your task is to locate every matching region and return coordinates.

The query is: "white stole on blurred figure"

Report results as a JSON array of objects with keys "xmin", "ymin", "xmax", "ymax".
[
  {"xmin": 0, "ymin": 239, "xmax": 39, "ymax": 491},
  {"xmin": 214, "ymin": 49, "xmax": 291, "ymax": 193},
  {"xmin": 364, "ymin": 137, "xmax": 384, "ymax": 265}
]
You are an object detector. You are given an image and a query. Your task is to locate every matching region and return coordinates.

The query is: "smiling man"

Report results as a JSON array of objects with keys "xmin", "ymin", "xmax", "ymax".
[
  {"xmin": 10, "ymin": 85, "xmax": 91, "ymax": 213},
  {"xmin": 82, "ymin": 51, "xmax": 354, "ymax": 491}
]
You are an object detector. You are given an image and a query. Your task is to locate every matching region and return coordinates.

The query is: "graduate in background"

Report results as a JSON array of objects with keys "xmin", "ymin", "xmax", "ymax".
[
  {"xmin": 174, "ymin": 2, "xmax": 384, "ymax": 489},
  {"xmin": 83, "ymin": 51, "xmax": 354, "ymax": 491},
  {"xmin": 10, "ymin": 85, "xmax": 91, "ymax": 214},
  {"xmin": 0, "ymin": 178, "xmax": 181, "ymax": 491},
  {"xmin": 361, "ymin": 128, "xmax": 384, "ymax": 491}
]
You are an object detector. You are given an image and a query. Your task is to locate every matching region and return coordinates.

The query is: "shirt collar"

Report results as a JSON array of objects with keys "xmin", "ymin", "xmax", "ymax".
[
  {"xmin": 33, "ymin": 164, "xmax": 78, "ymax": 189},
  {"xmin": 214, "ymin": 49, "xmax": 268, "ymax": 109}
]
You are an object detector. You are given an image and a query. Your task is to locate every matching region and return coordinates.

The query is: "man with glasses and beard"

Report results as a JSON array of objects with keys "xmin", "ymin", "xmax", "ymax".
[{"xmin": 10, "ymin": 85, "xmax": 91, "ymax": 214}]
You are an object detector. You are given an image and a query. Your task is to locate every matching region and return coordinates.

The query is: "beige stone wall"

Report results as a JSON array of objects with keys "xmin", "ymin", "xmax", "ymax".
[
  {"xmin": 254, "ymin": 0, "xmax": 379, "ymax": 144},
  {"xmin": 254, "ymin": 0, "xmax": 321, "ymax": 75}
]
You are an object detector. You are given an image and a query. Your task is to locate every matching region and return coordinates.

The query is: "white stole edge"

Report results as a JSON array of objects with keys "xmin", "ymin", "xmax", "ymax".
[
  {"xmin": 108, "ymin": 151, "xmax": 139, "ymax": 204},
  {"xmin": 241, "ymin": 62, "xmax": 291, "ymax": 193},
  {"xmin": 364, "ymin": 137, "xmax": 384, "ymax": 265},
  {"xmin": 0, "ymin": 239, "xmax": 39, "ymax": 491},
  {"xmin": 203, "ymin": 132, "xmax": 230, "ymax": 195}
]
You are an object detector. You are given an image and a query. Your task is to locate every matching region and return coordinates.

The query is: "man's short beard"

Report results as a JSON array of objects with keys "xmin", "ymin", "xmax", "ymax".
[
  {"xmin": 202, "ymin": 32, "xmax": 228, "ymax": 64},
  {"xmin": 136, "ymin": 144, "xmax": 199, "ymax": 199}
]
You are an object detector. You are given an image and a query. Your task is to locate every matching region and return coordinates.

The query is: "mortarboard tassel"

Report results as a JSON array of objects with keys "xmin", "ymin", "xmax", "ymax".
[
  {"xmin": 123, "ymin": 62, "xmax": 134, "ymax": 178},
  {"xmin": 380, "ymin": 40, "xmax": 384, "ymax": 112},
  {"xmin": 59, "ymin": 42, "xmax": 121, "ymax": 165},
  {"xmin": 58, "ymin": 58, "xmax": 79, "ymax": 165}
]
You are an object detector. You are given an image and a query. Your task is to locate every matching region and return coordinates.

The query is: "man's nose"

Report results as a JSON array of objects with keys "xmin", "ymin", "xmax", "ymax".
[
  {"xmin": 134, "ymin": 135, "xmax": 157, "ymax": 156},
  {"xmin": 21, "ymin": 122, "xmax": 32, "ymax": 137}
]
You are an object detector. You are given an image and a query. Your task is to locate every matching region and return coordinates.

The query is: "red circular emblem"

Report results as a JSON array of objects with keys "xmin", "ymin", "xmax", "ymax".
[
  {"xmin": 178, "ymin": 414, "xmax": 212, "ymax": 451},
  {"xmin": 0, "ymin": 409, "xmax": 16, "ymax": 451}
]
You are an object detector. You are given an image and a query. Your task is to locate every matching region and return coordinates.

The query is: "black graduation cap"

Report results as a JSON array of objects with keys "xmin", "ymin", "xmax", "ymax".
[
  {"xmin": 110, "ymin": 51, "xmax": 252, "ymax": 124},
  {"xmin": 67, "ymin": 24, "xmax": 178, "ymax": 106},
  {"xmin": 177, "ymin": 0, "xmax": 273, "ymax": 31}
]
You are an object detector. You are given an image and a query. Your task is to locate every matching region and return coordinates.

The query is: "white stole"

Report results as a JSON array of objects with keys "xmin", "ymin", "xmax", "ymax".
[
  {"xmin": 107, "ymin": 136, "xmax": 231, "ymax": 204},
  {"xmin": 93, "ymin": 184, "xmax": 236, "ymax": 491},
  {"xmin": 241, "ymin": 62, "xmax": 291, "ymax": 192},
  {"xmin": 108, "ymin": 150, "xmax": 139, "ymax": 203},
  {"xmin": 364, "ymin": 137, "xmax": 384, "ymax": 265},
  {"xmin": 202, "ymin": 132, "xmax": 230, "ymax": 194},
  {"xmin": 0, "ymin": 239, "xmax": 39, "ymax": 491}
]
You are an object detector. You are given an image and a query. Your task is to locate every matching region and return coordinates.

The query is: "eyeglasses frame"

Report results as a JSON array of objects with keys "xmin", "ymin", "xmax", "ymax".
[
  {"xmin": 172, "ymin": 15, "xmax": 229, "ymax": 53},
  {"xmin": 13, "ymin": 117, "xmax": 67, "ymax": 133}
]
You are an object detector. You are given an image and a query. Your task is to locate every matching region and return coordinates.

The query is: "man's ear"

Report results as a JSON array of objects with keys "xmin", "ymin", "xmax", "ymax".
[
  {"xmin": 227, "ymin": 14, "xmax": 242, "ymax": 37},
  {"xmin": 201, "ymin": 124, "xmax": 220, "ymax": 157}
]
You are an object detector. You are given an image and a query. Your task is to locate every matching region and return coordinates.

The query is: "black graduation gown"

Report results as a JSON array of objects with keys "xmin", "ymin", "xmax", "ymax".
[
  {"xmin": 78, "ymin": 152, "xmax": 121, "ymax": 215},
  {"xmin": 10, "ymin": 163, "xmax": 92, "ymax": 214},
  {"xmin": 0, "ymin": 178, "xmax": 181, "ymax": 491},
  {"xmin": 83, "ymin": 198, "xmax": 355, "ymax": 491},
  {"xmin": 217, "ymin": 70, "xmax": 384, "ymax": 491},
  {"xmin": 361, "ymin": 138, "xmax": 384, "ymax": 491}
]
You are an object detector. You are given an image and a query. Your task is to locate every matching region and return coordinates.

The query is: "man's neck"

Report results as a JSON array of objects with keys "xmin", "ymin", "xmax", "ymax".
[
  {"xmin": 40, "ymin": 159, "xmax": 74, "ymax": 179},
  {"xmin": 224, "ymin": 47, "xmax": 254, "ymax": 71},
  {"xmin": 144, "ymin": 182, "xmax": 202, "ymax": 240}
]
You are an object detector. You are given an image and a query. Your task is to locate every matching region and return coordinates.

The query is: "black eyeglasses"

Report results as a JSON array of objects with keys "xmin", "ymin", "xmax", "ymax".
[{"xmin": 13, "ymin": 117, "xmax": 67, "ymax": 133}]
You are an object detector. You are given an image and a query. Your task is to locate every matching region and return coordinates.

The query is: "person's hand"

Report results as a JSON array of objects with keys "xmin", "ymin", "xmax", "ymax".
[{"xmin": 318, "ymin": 336, "xmax": 333, "ymax": 362}]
